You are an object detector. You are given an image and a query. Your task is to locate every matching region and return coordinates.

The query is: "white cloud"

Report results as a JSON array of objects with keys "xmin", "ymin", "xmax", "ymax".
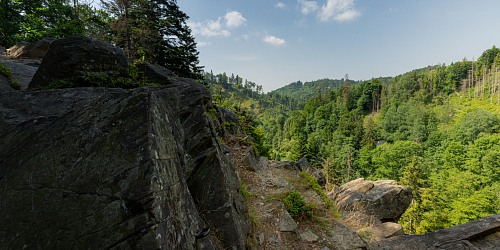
[
  {"xmin": 298, "ymin": 0, "xmax": 319, "ymax": 15},
  {"xmin": 188, "ymin": 18, "xmax": 231, "ymax": 37},
  {"xmin": 333, "ymin": 9, "xmax": 361, "ymax": 22},
  {"xmin": 275, "ymin": 2, "xmax": 286, "ymax": 9},
  {"xmin": 317, "ymin": 0, "xmax": 361, "ymax": 22},
  {"xmin": 242, "ymin": 35, "xmax": 249, "ymax": 40},
  {"xmin": 188, "ymin": 11, "xmax": 247, "ymax": 38},
  {"xmin": 198, "ymin": 41, "xmax": 211, "ymax": 47},
  {"xmin": 262, "ymin": 35, "xmax": 286, "ymax": 46},
  {"xmin": 225, "ymin": 11, "xmax": 247, "ymax": 29}
]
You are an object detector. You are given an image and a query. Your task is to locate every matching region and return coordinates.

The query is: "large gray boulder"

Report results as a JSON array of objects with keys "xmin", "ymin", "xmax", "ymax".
[
  {"xmin": 330, "ymin": 221, "xmax": 370, "ymax": 250},
  {"xmin": 28, "ymin": 35, "xmax": 128, "ymax": 89},
  {"xmin": 374, "ymin": 213, "xmax": 500, "ymax": 250},
  {"xmin": 242, "ymin": 145, "xmax": 265, "ymax": 174},
  {"xmin": 328, "ymin": 178, "xmax": 412, "ymax": 225},
  {"xmin": 6, "ymin": 41, "xmax": 33, "ymax": 58},
  {"xmin": 6, "ymin": 38, "xmax": 55, "ymax": 59},
  {"xmin": 0, "ymin": 78, "xmax": 250, "ymax": 248}
]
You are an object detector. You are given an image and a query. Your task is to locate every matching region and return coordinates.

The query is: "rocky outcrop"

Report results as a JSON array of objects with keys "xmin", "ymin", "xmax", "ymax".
[
  {"xmin": 331, "ymin": 221, "xmax": 370, "ymax": 250},
  {"xmin": 242, "ymin": 145, "xmax": 266, "ymax": 174},
  {"xmin": 6, "ymin": 38, "xmax": 55, "ymax": 59},
  {"xmin": 6, "ymin": 41, "xmax": 32, "ymax": 58},
  {"xmin": 214, "ymin": 105, "xmax": 239, "ymax": 137},
  {"xmin": 328, "ymin": 178, "xmax": 412, "ymax": 225},
  {"xmin": 374, "ymin": 213, "xmax": 500, "ymax": 250},
  {"xmin": 28, "ymin": 35, "xmax": 128, "ymax": 89},
  {"xmin": 0, "ymin": 37, "xmax": 250, "ymax": 249},
  {"xmin": 357, "ymin": 222, "xmax": 404, "ymax": 243},
  {"xmin": 268, "ymin": 158, "xmax": 326, "ymax": 188}
]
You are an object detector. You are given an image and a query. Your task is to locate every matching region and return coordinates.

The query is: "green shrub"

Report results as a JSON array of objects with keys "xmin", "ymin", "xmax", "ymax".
[
  {"xmin": 41, "ymin": 78, "xmax": 74, "ymax": 90},
  {"xmin": 283, "ymin": 190, "xmax": 315, "ymax": 218},
  {"xmin": 0, "ymin": 62, "xmax": 13, "ymax": 78},
  {"xmin": 0, "ymin": 62, "xmax": 22, "ymax": 90}
]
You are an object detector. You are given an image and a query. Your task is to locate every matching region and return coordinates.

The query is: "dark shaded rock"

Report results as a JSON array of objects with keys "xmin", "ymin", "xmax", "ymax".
[
  {"xmin": 135, "ymin": 62, "xmax": 174, "ymax": 85},
  {"xmin": 328, "ymin": 178, "xmax": 412, "ymax": 224},
  {"xmin": 269, "ymin": 160, "xmax": 297, "ymax": 171},
  {"xmin": 0, "ymin": 74, "xmax": 14, "ymax": 92},
  {"xmin": 6, "ymin": 41, "xmax": 33, "ymax": 58},
  {"xmin": 296, "ymin": 158, "xmax": 327, "ymax": 188},
  {"xmin": 312, "ymin": 170, "xmax": 327, "ymax": 187},
  {"xmin": 215, "ymin": 105, "xmax": 239, "ymax": 137},
  {"xmin": 0, "ymin": 60, "xmax": 38, "ymax": 89},
  {"xmin": 28, "ymin": 35, "xmax": 128, "ymax": 89},
  {"xmin": 0, "ymin": 45, "xmax": 5, "ymax": 52},
  {"xmin": 374, "ymin": 213, "xmax": 500, "ymax": 250},
  {"xmin": 1, "ymin": 78, "xmax": 250, "ymax": 248},
  {"xmin": 242, "ymin": 145, "xmax": 265, "ymax": 174},
  {"xmin": 331, "ymin": 221, "xmax": 370, "ymax": 250},
  {"xmin": 26, "ymin": 38, "xmax": 56, "ymax": 58},
  {"xmin": 279, "ymin": 210, "xmax": 298, "ymax": 233},
  {"xmin": 296, "ymin": 158, "xmax": 313, "ymax": 172}
]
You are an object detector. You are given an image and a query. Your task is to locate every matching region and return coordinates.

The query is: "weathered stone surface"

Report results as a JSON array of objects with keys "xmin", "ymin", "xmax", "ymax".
[
  {"xmin": 0, "ymin": 87, "xmax": 217, "ymax": 249},
  {"xmin": 300, "ymin": 229, "xmax": 319, "ymax": 242},
  {"xmin": 0, "ymin": 60, "xmax": 38, "ymax": 89},
  {"xmin": 6, "ymin": 41, "xmax": 33, "ymax": 58},
  {"xmin": 328, "ymin": 178, "xmax": 412, "ymax": 223},
  {"xmin": 135, "ymin": 62, "xmax": 174, "ymax": 85},
  {"xmin": 269, "ymin": 160, "xmax": 297, "ymax": 171},
  {"xmin": 242, "ymin": 145, "xmax": 265, "ymax": 174},
  {"xmin": 331, "ymin": 221, "xmax": 370, "ymax": 250},
  {"xmin": 357, "ymin": 222, "xmax": 404, "ymax": 242},
  {"xmin": 301, "ymin": 189, "xmax": 327, "ymax": 206},
  {"xmin": 279, "ymin": 210, "xmax": 298, "ymax": 233},
  {"xmin": 266, "ymin": 177, "xmax": 295, "ymax": 193},
  {"xmin": 374, "ymin": 213, "xmax": 500, "ymax": 250},
  {"xmin": 1, "ymin": 77, "xmax": 250, "ymax": 249},
  {"xmin": 0, "ymin": 74, "xmax": 13, "ymax": 92},
  {"xmin": 259, "ymin": 156, "xmax": 269, "ymax": 168},
  {"xmin": 0, "ymin": 45, "xmax": 5, "ymax": 52},
  {"xmin": 28, "ymin": 35, "xmax": 128, "ymax": 89},
  {"xmin": 26, "ymin": 38, "xmax": 56, "ymax": 58},
  {"xmin": 215, "ymin": 105, "xmax": 239, "ymax": 136}
]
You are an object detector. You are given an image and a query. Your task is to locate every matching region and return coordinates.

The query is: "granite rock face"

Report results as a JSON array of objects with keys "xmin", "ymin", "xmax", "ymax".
[
  {"xmin": 0, "ymin": 78, "xmax": 250, "ymax": 248},
  {"xmin": 374, "ymin": 213, "xmax": 500, "ymax": 250},
  {"xmin": 328, "ymin": 178, "xmax": 412, "ymax": 225},
  {"xmin": 28, "ymin": 35, "xmax": 128, "ymax": 89}
]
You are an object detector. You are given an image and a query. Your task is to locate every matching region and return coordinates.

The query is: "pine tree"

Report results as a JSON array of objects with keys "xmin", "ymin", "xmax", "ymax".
[
  {"xmin": 102, "ymin": 0, "xmax": 203, "ymax": 79},
  {"xmin": 399, "ymin": 158, "xmax": 426, "ymax": 234}
]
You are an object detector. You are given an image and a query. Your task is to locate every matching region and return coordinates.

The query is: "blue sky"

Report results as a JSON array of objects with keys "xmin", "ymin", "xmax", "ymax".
[{"xmin": 178, "ymin": 0, "xmax": 500, "ymax": 93}]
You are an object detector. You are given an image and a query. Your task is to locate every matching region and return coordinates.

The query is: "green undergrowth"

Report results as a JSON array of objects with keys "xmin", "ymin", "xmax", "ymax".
[
  {"xmin": 0, "ymin": 61, "xmax": 21, "ymax": 90},
  {"xmin": 283, "ymin": 190, "xmax": 315, "ymax": 218},
  {"xmin": 42, "ymin": 63, "xmax": 161, "ymax": 90},
  {"xmin": 300, "ymin": 172, "xmax": 337, "ymax": 211},
  {"xmin": 240, "ymin": 180, "xmax": 258, "ymax": 201},
  {"xmin": 80, "ymin": 64, "xmax": 158, "ymax": 88}
]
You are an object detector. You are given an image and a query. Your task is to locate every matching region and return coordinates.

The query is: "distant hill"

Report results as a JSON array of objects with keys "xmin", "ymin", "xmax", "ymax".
[{"xmin": 271, "ymin": 78, "xmax": 360, "ymax": 102}]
